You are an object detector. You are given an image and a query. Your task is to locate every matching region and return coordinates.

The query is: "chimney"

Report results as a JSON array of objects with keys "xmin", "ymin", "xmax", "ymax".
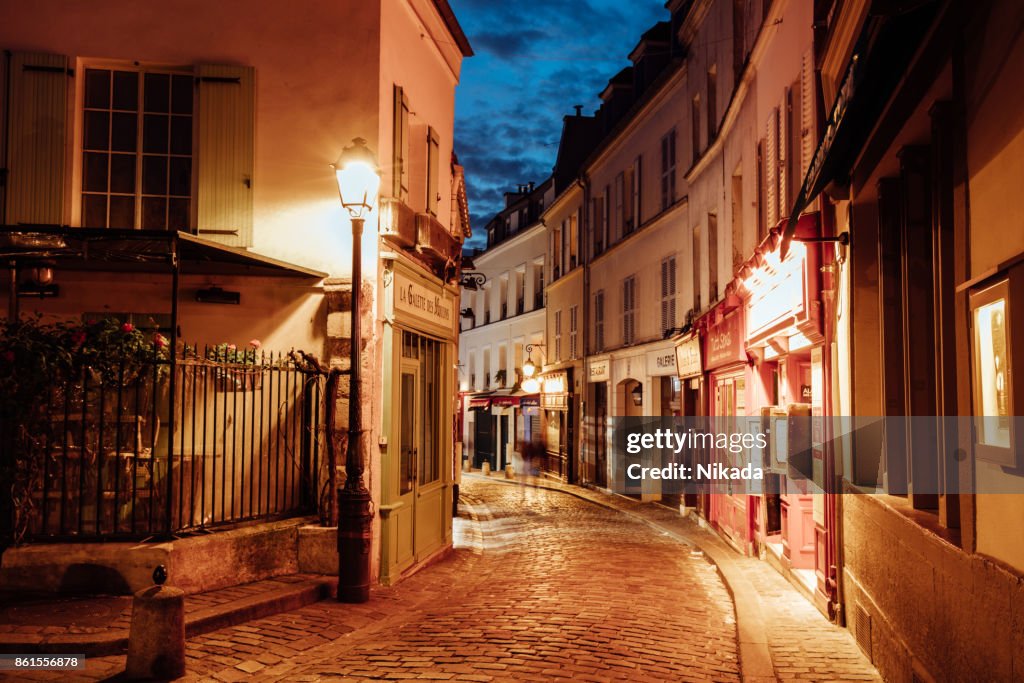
[
  {"xmin": 574, "ymin": 104, "xmax": 583, "ymax": 116},
  {"xmin": 528, "ymin": 182, "xmax": 535, "ymax": 192}
]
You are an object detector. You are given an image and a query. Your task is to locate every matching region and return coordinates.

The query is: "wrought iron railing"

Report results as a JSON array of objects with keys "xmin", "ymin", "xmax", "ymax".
[{"xmin": 2, "ymin": 347, "xmax": 325, "ymax": 543}]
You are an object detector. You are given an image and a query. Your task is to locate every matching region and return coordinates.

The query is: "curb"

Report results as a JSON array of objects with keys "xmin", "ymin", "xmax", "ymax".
[
  {"xmin": 464, "ymin": 472, "xmax": 777, "ymax": 683},
  {"xmin": 0, "ymin": 576, "xmax": 334, "ymax": 657}
]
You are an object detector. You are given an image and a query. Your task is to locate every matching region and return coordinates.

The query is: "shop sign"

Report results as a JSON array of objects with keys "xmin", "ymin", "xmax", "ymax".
[
  {"xmin": 394, "ymin": 271, "xmax": 454, "ymax": 329},
  {"xmin": 646, "ymin": 348, "xmax": 677, "ymax": 377},
  {"xmin": 674, "ymin": 335, "xmax": 702, "ymax": 379},
  {"xmin": 520, "ymin": 395, "xmax": 540, "ymax": 407},
  {"xmin": 491, "ymin": 395, "xmax": 521, "ymax": 407},
  {"xmin": 704, "ymin": 310, "xmax": 745, "ymax": 369},
  {"xmin": 588, "ymin": 359, "xmax": 609, "ymax": 382},
  {"xmin": 541, "ymin": 371, "xmax": 568, "ymax": 395},
  {"xmin": 746, "ymin": 248, "xmax": 806, "ymax": 339}
]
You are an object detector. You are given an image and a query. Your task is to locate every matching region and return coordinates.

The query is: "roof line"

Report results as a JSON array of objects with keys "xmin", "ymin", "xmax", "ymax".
[{"xmin": 432, "ymin": 0, "xmax": 474, "ymax": 57}]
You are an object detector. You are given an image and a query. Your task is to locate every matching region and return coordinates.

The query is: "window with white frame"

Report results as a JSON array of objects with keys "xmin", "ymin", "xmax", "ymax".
[
  {"xmin": 594, "ymin": 289, "xmax": 605, "ymax": 352},
  {"xmin": 569, "ymin": 305, "xmax": 579, "ymax": 359},
  {"xmin": 660, "ymin": 129, "xmax": 676, "ymax": 211},
  {"xmin": 661, "ymin": 256, "xmax": 677, "ymax": 334},
  {"xmin": 82, "ymin": 67, "xmax": 193, "ymax": 230},
  {"xmin": 623, "ymin": 276, "xmax": 636, "ymax": 345}
]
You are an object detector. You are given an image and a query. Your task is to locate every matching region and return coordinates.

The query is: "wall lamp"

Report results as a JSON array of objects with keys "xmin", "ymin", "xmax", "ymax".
[
  {"xmin": 460, "ymin": 272, "xmax": 486, "ymax": 290},
  {"xmin": 522, "ymin": 343, "xmax": 545, "ymax": 378},
  {"xmin": 631, "ymin": 382, "xmax": 644, "ymax": 406}
]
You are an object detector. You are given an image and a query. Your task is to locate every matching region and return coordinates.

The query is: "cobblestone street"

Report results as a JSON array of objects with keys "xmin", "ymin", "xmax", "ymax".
[{"xmin": 20, "ymin": 476, "xmax": 881, "ymax": 682}]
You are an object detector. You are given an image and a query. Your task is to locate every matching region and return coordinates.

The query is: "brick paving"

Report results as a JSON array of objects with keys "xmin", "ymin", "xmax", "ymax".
[
  {"xmin": 7, "ymin": 475, "xmax": 882, "ymax": 682},
  {"xmin": 0, "ymin": 574, "xmax": 327, "ymax": 647}
]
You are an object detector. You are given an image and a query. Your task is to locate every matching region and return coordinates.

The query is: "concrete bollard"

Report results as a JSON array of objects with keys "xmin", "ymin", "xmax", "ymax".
[
  {"xmin": 126, "ymin": 565, "xmax": 185, "ymax": 680},
  {"xmin": 463, "ymin": 457, "xmax": 471, "ymax": 472},
  {"xmin": 505, "ymin": 464, "xmax": 515, "ymax": 479},
  {"xmin": 481, "ymin": 460, "xmax": 491, "ymax": 476}
]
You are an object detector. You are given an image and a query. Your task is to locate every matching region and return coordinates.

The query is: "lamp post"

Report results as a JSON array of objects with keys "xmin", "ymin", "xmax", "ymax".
[
  {"xmin": 520, "ymin": 343, "xmax": 544, "ymax": 394},
  {"xmin": 333, "ymin": 137, "xmax": 381, "ymax": 603}
]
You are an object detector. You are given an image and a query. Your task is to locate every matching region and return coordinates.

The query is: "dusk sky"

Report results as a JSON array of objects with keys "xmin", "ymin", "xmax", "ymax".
[{"xmin": 449, "ymin": 0, "xmax": 667, "ymax": 249}]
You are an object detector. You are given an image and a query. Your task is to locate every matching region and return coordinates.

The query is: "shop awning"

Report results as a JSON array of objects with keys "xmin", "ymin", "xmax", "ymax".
[
  {"xmin": 467, "ymin": 396, "xmax": 492, "ymax": 409},
  {"xmin": 780, "ymin": 0, "xmax": 946, "ymax": 257}
]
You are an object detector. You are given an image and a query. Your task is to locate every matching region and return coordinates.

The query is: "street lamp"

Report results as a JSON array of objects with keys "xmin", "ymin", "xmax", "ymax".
[
  {"xmin": 333, "ymin": 137, "xmax": 380, "ymax": 604},
  {"xmin": 522, "ymin": 343, "xmax": 544, "ymax": 379},
  {"xmin": 631, "ymin": 382, "xmax": 643, "ymax": 406}
]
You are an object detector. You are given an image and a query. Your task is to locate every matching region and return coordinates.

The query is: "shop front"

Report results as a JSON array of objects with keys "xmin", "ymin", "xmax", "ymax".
[
  {"xmin": 702, "ymin": 301, "xmax": 754, "ymax": 554},
  {"xmin": 674, "ymin": 332, "xmax": 704, "ymax": 509},
  {"xmin": 538, "ymin": 369, "xmax": 572, "ymax": 479},
  {"xmin": 740, "ymin": 218, "xmax": 827, "ymax": 606},
  {"xmin": 379, "ymin": 259, "xmax": 458, "ymax": 584},
  {"xmin": 585, "ymin": 358, "xmax": 610, "ymax": 487}
]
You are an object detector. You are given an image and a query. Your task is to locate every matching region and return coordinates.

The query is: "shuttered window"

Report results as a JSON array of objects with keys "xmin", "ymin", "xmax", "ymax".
[
  {"xmin": 693, "ymin": 225, "xmax": 702, "ymax": 312},
  {"xmin": 569, "ymin": 305, "xmax": 578, "ymax": 360},
  {"xmin": 592, "ymin": 196, "xmax": 604, "ymax": 255},
  {"xmin": 393, "ymin": 85, "xmax": 409, "ymax": 200},
  {"xmin": 196, "ymin": 64, "xmax": 254, "ymax": 247},
  {"xmin": 81, "ymin": 67, "xmax": 193, "ymax": 231},
  {"xmin": 660, "ymin": 129, "xmax": 676, "ymax": 210},
  {"xmin": 800, "ymin": 49, "xmax": 815, "ymax": 184},
  {"xmin": 594, "ymin": 289, "xmax": 605, "ymax": 352},
  {"xmin": 427, "ymin": 126, "xmax": 440, "ymax": 216},
  {"xmin": 634, "ymin": 154, "xmax": 643, "ymax": 227},
  {"xmin": 622, "ymin": 276, "xmax": 636, "ymax": 345},
  {"xmin": 765, "ymin": 106, "xmax": 779, "ymax": 229},
  {"xmin": 779, "ymin": 92, "xmax": 789, "ymax": 219},
  {"xmin": 661, "ymin": 256, "xmax": 677, "ymax": 335},
  {"xmin": 4, "ymin": 52, "xmax": 69, "ymax": 226},
  {"xmin": 554, "ymin": 309, "xmax": 562, "ymax": 362}
]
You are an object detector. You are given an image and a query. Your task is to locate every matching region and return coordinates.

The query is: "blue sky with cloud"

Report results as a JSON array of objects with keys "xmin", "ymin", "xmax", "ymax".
[{"xmin": 449, "ymin": 0, "xmax": 667, "ymax": 248}]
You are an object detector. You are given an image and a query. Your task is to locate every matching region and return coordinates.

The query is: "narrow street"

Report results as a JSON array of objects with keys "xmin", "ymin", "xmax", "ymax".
[{"xmin": 44, "ymin": 476, "xmax": 885, "ymax": 682}]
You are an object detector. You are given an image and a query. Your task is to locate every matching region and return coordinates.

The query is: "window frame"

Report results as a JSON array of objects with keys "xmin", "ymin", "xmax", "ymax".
[{"xmin": 78, "ymin": 63, "xmax": 195, "ymax": 231}]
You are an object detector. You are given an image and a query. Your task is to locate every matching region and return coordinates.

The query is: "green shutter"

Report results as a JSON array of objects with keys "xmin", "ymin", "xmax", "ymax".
[
  {"xmin": 196, "ymin": 64, "xmax": 254, "ymax": 247},
  {"xmin": 4, "ymin": 52, "xmax": 69, "ymax": 226}
]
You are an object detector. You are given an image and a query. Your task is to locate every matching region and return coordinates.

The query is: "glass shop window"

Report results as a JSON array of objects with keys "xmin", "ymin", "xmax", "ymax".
[{"xmin": 971, "ymin": 278, "xmax": 1017, "ymax": 466}]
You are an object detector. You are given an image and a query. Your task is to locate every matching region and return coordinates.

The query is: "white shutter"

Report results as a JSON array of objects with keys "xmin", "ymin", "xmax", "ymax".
[
  {"xmin": 779, "ymin": 92, "xmax": 789, "ymax": 219},
  {"xmin": 800, "ymin": 49, "xmax": 816, "ymax": 181},
  {"xmin": 634, "ymin": 154, "xmax": 642, "ymax": 227},
  {"xmin": 427, "ymin": 126, "xmax": 440, "ymax": 216},
  {"xmin": 765, "ymin": 107, "xmax": 779, "ymax": 229},
  {"xmin": 669, "ymin": 256, "xmax": 677, "ymax": 329},
  {"xmin": 196, "ymin": 64, "xmax": 255, "ymax": 248},
  {"xmin": 392, "ymin": 85, "xmax": 409, "ymax": 199},
  {"xmin": 4, "ymin": 52, "xmax": 69, "ymax": 225}
]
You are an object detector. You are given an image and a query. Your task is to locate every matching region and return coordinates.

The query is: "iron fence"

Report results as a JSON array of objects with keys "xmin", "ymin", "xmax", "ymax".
[{"xmin": 2, "ymin": 347, "xmax": 326, "ymax": 543}]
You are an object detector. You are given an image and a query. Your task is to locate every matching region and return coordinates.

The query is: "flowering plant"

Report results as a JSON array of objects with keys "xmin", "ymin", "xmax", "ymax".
[{"xmin": 205, "ymin": 339, "xmax": 262, "ymax": 365}]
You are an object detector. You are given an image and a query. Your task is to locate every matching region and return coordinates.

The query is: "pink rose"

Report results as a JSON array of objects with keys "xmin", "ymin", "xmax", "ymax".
[
  {"xmin": 121, "ymin": 322, "xmax": 134, "ymax": 333},
  {"xmin": 227, "ymin": 344, "xmax": 237, "ymax": 351},
  {"xmin": 249, "ymin": 339, "xmax": 261, "ymax": 349},
  {"xmin": 153, "ymin": 334, "xmax": 168, "ymax": 349},
  {"xmin": 2, "ymin": 351, "xmax": 14, "ymax": 363},
  {"xmin": 71, "ymin": 330, "xmax": 87, "ymax": 347}
]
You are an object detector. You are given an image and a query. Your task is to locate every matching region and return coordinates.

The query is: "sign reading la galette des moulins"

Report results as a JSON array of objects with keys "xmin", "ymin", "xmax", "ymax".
[{"xmin": 394, "ymin": 272, "xmax": 453, "ymax": 329}]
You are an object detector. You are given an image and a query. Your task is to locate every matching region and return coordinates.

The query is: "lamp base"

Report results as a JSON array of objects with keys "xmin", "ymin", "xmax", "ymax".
[{"xmin": 336, "ymin": 487, "xmax": 373, "ymax": 603}]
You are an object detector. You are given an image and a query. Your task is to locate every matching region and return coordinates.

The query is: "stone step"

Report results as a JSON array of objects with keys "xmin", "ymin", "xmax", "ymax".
[{"xmin": 0, "ymin": 573, "xmax": 335, "ymax": 657}]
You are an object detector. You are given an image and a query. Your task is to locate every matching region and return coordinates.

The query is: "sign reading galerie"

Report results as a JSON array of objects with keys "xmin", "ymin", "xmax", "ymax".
[
  {"xmin": 674, "ymin": 335, "xmax": 702, "ymax": 379},
  {"xmin": 394, "ymin": 271, "xmax": 453, "ymax": 327}
]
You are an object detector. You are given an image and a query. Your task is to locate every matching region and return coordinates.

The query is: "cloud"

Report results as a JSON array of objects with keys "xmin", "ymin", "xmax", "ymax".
[
  {"xmin": 472, "ymin": 28, "xmax": 548, "ymax": 60},
  {"xmin": 449, "ymin": 0, "xmax": 667, "ymax": 235}
]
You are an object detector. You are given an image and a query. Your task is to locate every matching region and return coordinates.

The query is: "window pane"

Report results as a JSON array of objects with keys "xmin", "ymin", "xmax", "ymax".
[
  {"xmin": 171, "ymin": 75, "xmax": 193, "ymax": 115},
  {"xmin": 169, "ymin": 157, "xmax": 191, "ymax": 197},
  {"xmin": 170, "ymin": 116, "xmax": 192, "ymax": 155},
  {"xmin": 975, "ymin": 298, "xmax": 1010, "ymax": 448},
  {"xmin": 143, "ymin": 73, "xmax": 170, "ymax": 113},
  {"xmin": 84, "ymin": 111, "xmax": 109, "ymax": 151},
  {"xmin": 142, "ymin": 155, "xmax": 167, "ymax": 195},
  {"xmin": 109, "ymin": 196, "xmax": 135, "ymax": 229},
  {"xmin": 110, "ymin": 112, "xmax": 137, "ymax": 152},
  {"xmin": 110, "ymin": 154, "xmax": 136, "ymax": 194},
  {"xmin": 82, "ymin": 152, "xmax": 108, "ymax": 193},
  {"xmin": 84, "ymin": 69, "xmax": 110, "ymax": 109},
  {"xmin": 143, "ymin": 114, "xmax": 168, "ymax": 153},
  {"xmin": 112, "ymin": 71, "xmax": 138, "ymax": 111},
  {"xmin": 82, "ymin": 194, "xmax": 107, "ymax": 227},
  {"xmin": 142, "ymin": 197, "xmax": 167, "ymax": 230},
  {"xmin": 168, "ymin": 198, "xmax": 190, "ymax": 231}
]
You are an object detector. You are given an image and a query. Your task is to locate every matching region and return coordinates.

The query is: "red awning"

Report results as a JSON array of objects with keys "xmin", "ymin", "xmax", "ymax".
[{"xmin": 468, "ymin": 397, "xmax": 491, "ymax": 409}]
